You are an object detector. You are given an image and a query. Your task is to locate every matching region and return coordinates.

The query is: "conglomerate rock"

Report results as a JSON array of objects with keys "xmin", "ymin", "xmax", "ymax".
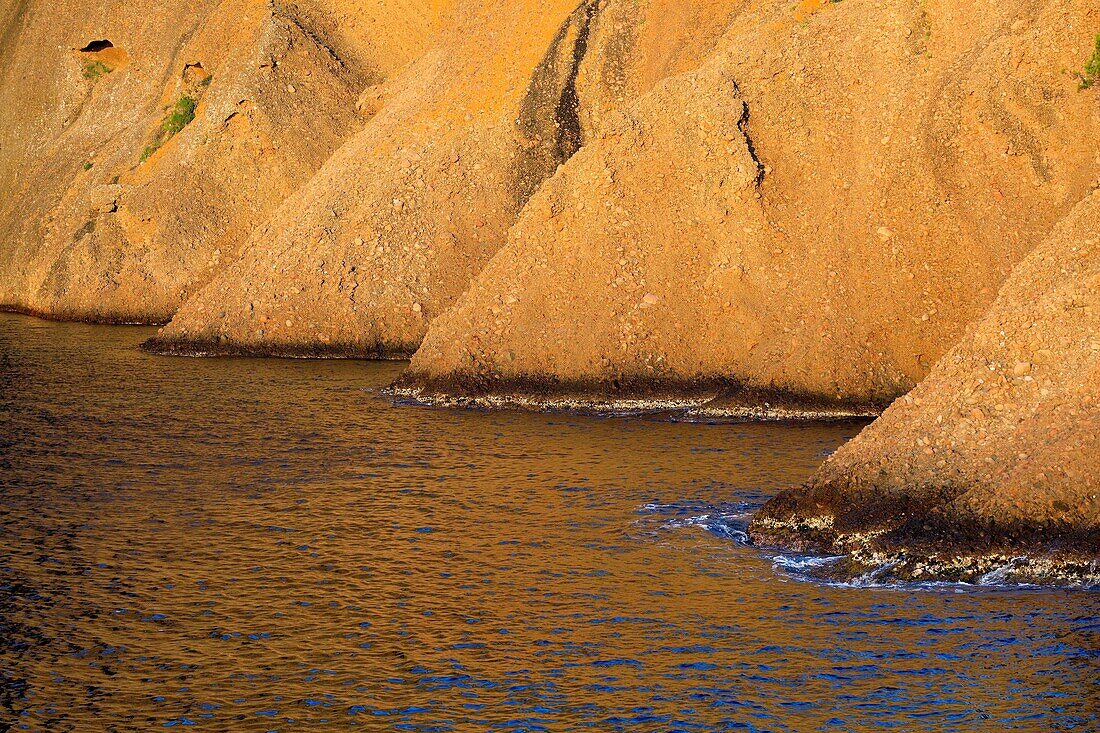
[
  {"xmin": 147, "ymin": 0, "xmax": 740, "ymax": 356},
  {"xmin": 395, "ymin": 0, "xmax": 1099, "ymax": 412},
  {"xmin": 750, "ymin": 189, "xmax": 1100, "ymax": 584},
  {"xmin": 0, "ymin": 0, "xmax": 448, "ymax": 323}
]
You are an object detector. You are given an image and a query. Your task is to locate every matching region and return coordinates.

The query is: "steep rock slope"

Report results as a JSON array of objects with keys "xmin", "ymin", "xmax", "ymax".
[
  {"xmin": 0, "ymin": 0, "xmax": 448, "ymax": 323},
  {"xmin": 396, "ymin": 0, "xmax": 1099, "ymax": 412},
  {"xmin": 750, "ymin": 188, "xmax": 1100, "ymax": 584},
  {"xmin": 147, "ymin": 0, "xmax": 741, "ymax": 357}
]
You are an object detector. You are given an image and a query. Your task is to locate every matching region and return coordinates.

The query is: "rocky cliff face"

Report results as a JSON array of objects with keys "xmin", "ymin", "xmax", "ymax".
[
  {"xmin": 2, "ymin": 0, "xmax": 1098, "ymax": 578},
  {"xmin": 395, "ymin": 0, "xmax": 1098, "ymax": 413},
  {"xmin": 0, "ymin": 0, "xmax": 448, "ymax": 323},
  {"xmin": 7, "ymin": 0, "xmax": 1094, "ymax": 375},
  {"xmin": 750, "ymin": 189, "xmax": 1100, "ymax": 584},
  {"xmin": 146, "ymin": 0, "xmax": 740, "ymax": 357}
]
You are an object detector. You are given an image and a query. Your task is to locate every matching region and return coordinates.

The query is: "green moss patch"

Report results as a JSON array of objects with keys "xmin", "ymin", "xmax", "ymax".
[
  {"xmin": 162, "ymin": 96, "xmax": 197, "ymax": 135},
  {"xmin": 1080, "ymin": 33, "xmax": 1100, "ymax": 90},
  {"xmin": 140, "ymin": 95, "xmax": 199, "ymax": 163},
  {"xmin": 82, "ymin": 61, "xmax": 112, "ymax": 81}
]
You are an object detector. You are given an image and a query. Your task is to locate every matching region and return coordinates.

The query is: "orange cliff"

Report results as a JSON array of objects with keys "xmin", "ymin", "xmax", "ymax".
[
  {"xmin": 394, "ymin": 0, "xmax": 1097, "ymax": 414},
  {"xmin": 146, "ymin": 0, "xmax": 741, "ymax": 357},
  {"xmin": 0, "ymin": 0, "xmax": 452, "ymax": 323},
  {"xmin": 1, "ymin": 0, "xmax": 1099, "ymax": 580},
  {"xmin": 750, "ymin": 190, "xmax": 1100, "ymax": 585}
]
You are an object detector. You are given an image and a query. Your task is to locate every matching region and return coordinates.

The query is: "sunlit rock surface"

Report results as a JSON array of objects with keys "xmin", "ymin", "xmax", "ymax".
[
  {"xmin": 0, "ymin": 0, "xmax": 448, "ymax": 323},
  {"xmin": 751, "ymin": 190, "xmax": 1100, "ymax": 584},
  {"xmin": 396, "ymin": 0, "xmax": 1098, "ymax": 410},
  {"xmin": 148, "ymin": 0, "xmax": 739, "ymax": 356}
]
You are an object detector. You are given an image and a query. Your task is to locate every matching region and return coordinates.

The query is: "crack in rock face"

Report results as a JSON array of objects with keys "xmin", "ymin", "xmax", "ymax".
[{"xmin": 514, "ymin": 0, "xmax": 600, "ymax": 207}]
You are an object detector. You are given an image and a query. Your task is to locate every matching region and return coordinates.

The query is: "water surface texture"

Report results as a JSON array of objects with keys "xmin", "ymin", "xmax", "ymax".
[{"xmin": 1, "ymin": 313, "xmax": 1097, "ymax": 732}]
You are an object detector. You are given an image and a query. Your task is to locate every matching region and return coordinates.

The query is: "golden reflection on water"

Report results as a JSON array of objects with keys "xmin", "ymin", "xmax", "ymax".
[{"xmin": 0, "ymin": 313, "xmax": 1098, "ymax": 732}]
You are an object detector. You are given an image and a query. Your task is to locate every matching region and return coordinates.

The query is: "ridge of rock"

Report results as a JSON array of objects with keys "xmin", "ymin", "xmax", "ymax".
[
  {"xmin": 395, "ymin": 0, "xmax": 1098, "ymax": 409},
  {"xmin": 750, "ymin": 189, "xmax": 1100, "ymax": 585},
  {"xmin": 146, "ymin": 0, "xmax": 740, "ymax": 357},
  {"xmin": 0, "ymin": 0, "xmax": 449, "ymax": 323}
]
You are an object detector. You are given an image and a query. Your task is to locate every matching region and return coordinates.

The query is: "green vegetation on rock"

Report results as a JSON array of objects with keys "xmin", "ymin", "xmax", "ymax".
[
  {"xmin": 140, "ymin": 95, "xmax": 198, "ymax": 163},
  {"xmin": 162, "ymin": 95, "xmax": 197, "ymax": 135},
  {"xmin": 82, "ymin": 61, "xmax": 112, "ymax": 81},
  {"xmin": 1080, "ymin": 33, "xmax": 1100, "ymax": 89}
]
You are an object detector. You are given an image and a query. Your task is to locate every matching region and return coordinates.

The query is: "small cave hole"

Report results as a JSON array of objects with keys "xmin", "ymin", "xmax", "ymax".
[{"xmin": 79, "ymin": 40, "xmax": 114, "ymax": 53}]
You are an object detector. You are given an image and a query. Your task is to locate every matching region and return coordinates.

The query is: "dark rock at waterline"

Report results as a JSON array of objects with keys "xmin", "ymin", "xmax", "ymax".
[
  {"xmin": 141, "ymin": 334, "xmax": 416, "ymax": 360},
  {"xmin": 751, "ymin": 483, "xmax": 1100, "ymax": 585},
  {"xmin": 389, "ymin": 372, "xmax": 887, "ymax": 418}
]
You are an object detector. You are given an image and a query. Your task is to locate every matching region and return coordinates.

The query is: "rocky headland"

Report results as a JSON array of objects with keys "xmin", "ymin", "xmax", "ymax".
[
  {"xmin": 396, "ymin": 0, "xmax": 1098, "ymax": 416},
  {"xmin": 750, "ymin": 189, "xmax": 1100, "ymax": 585},
  {"xmin": 2, "ymin": 0, "xmax": 1098, "ymax": 581}
]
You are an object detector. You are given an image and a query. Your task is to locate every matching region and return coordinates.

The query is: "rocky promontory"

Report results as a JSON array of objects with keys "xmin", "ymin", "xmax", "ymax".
[
  {"xmin": 750, "ymin": 190, "xmax": 1100, "ymax": 584},
  {"xmin": 144, "ymin": 0, "xmax": 740, "ymax": 357},
  {"xmin": 393, "ymin": 0, "xmax": 1098, "ymax": 413}
]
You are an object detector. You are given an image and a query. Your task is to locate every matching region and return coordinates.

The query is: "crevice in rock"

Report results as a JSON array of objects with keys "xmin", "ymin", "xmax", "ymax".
[
  {"xmin": 513, "ymin": 0, "xmax": 601, "ymax": 207},
  {"xmin": 275, "ymin": 1, "xmax": 377, "ymax": 89},
  {"xmin": 79, "ymin": 39, "xmax": 113, "ymax": 53},
  {"xmin": 735, "ymin": 85, "xmax": 765, "ymax": 187},
  {"xmin": 553, "ymin": 0, "xmax": 597, "ymax": 164}
]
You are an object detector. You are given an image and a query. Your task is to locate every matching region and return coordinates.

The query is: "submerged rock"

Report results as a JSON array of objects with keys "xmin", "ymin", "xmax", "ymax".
[{"xmin": 750, "ymin": 190, "xmax": 1100, "ymax": 585}]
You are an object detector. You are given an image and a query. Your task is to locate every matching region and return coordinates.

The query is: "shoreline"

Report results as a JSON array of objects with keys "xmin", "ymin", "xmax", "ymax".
[
  {"xmin": 0, "ymin": 304, "xmax": 169, "ymax": 327},
  {"xmin": 749, "ymin": 509, "xmax": 1100, "ymax": 587},
  {"xmin": 6, "ymin": 306, "xmax": 1095, "ymax": 585},
  {"xmin": 389, "ymin": 375, "xmax": 889, "ymax": 420},
  {"xmin": 140, "ymin": 335, "xmax": 418, "ymax": 361}
]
